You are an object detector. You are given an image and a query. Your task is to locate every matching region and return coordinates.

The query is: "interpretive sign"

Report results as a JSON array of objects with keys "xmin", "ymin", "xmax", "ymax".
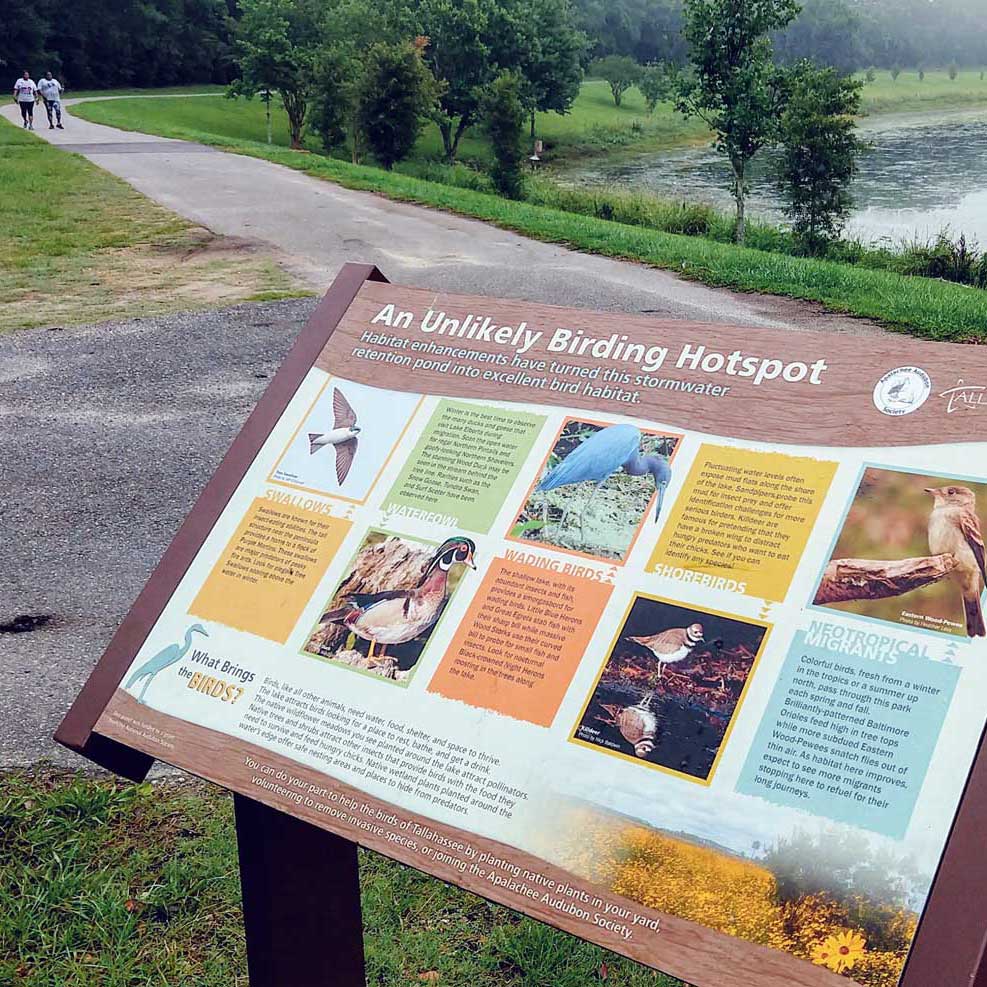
[{"xmin": 58, "ymin": 264, "xmax": 987, "ymax": 987}]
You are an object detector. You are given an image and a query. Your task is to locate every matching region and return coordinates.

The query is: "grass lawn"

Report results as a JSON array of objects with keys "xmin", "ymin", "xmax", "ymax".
[
  {"xmin": 0, "ymin": 770, "xmax": 680, "ymax": 987},
  {"xmin": 0, "ymin": 118, "xmax": 302, "ymax": 332},
  {"xmin": 70, "ymin": 82, "xmax": 710, "ymax": 165},
  {"xmin": 859, "ymin": 67, "xmax": 987, "ymax": 115},
  {"xmin": 70, "ymin": 70, "xmax": 987, "ymax": 168}
]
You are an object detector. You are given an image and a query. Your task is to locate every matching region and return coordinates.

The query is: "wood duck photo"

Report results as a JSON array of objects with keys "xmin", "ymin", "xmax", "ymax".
[{"xmin": 304, "ymin": 531, "xmax": 476, "ymax": 684}]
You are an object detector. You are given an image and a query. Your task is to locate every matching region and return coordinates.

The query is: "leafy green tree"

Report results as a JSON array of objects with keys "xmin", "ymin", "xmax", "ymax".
[
  {"xmin": 309, "ymin": 44, "xmax": 361, "ymax": 157},
  {"xmin": 416, "ymin": 0, "xmax": 499, "ymax": 161},
  {"xmin": 229, "ymin": 0, "xmax": 320, "ymax": 148},
  {"xmin": 865, "ymin": 66, "xmax": 876, "ymax": 83},
  {"xmin": 775, "ymin": 61, "xmax": 863, "ymax": 254},
  {"xmin": 918, "ymin": 68, "xmax": 925, "ymax": 81},
  {"xmin": 485, "ymin": 70, "xmax": 526, "ymax": 198},
  {"xmin": 949, "ymin": 61, "xmax": 959, "ymax": 81},
  {"xmin": 591, "ymin": 54, "xmax": 641, "ymax": 105},
  {"xmin": 515, "ymin": 0, "xmax": 587, "ymax": 140},
  {"xmin": 638, "ymin": 60, "xmax": 673, "ymax": 113},
  {"xmin": 676, "ymin": 0, "xmax": 799, "ymax": 243},
  {"xmin": 890, "ymin": 64, "xmax": 900, "ymax": 81},
  {"xmin": 355, "ymin": 40, "xmax": 439, "ymax": 168}
]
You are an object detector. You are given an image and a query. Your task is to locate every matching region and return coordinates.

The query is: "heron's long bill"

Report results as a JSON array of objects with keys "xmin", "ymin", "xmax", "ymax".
[{"xmin": 654, "ymin": 481, "xmax": 667, "ymax": 521}]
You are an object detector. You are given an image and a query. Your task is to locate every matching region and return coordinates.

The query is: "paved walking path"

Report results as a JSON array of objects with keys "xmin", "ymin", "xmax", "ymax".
[{"xmin": 2, "ymin": 97, "xmax": 880, "ymax": 333}]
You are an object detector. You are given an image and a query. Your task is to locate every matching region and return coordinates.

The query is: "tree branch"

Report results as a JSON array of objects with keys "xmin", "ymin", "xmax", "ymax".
[{"xmin": 814, "ymin": 554, "xmax": 958, "ymax": 605}]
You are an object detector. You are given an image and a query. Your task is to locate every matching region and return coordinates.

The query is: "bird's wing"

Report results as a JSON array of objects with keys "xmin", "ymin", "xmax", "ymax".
[
  {"xmin": 538, "ymin": 425, "xmax": 639, "ymax": 492},
  {"xmin": 961, "ymin": 513, "xmax": 987, "ymax": 584},
  {"xmin": 350, "ymin": 589, "xmax": 410, "ymax": 612},
  {"xmin": 322, "ymin": 589, "xmax": 408, "ymax": 622},
  {"xmin": 333, "ymin": 388, "xmax": 358, "ymax": 429},
  {"xmin": 335, "ymin": 437, "xmax": 358, "ymax": 485}
]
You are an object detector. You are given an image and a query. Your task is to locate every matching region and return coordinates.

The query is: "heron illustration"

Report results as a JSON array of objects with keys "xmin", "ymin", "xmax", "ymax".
[
  {"xmin": 125, "ymin": 623, "xmax": 209, "ymax": 704},
  {"xmin": 536, "ymin": 423, "xmax": 672, "ymax": 545}
]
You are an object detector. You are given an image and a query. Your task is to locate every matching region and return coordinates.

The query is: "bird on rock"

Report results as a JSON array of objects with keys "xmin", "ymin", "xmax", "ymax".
[
  {"xmin": 320, "ymin": 537, "xmax": 476, "ymax": 677},
  {"xmin": 126, "ymin": 623, "xmax": 209, "ymax": 704},
  {"xmin": 536, "ymin": 424, "xmax": 671, "ymax": 544},
  {"xmin": 926, "ymin": 485, "xmax": 987, "ymax": 637},
  {"xmin": 628, "ymin": 622, "xmax": 704, "ymax": 681}
]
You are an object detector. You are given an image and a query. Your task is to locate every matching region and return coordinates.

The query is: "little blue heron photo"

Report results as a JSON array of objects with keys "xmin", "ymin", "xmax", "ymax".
[{"xmin": 511, "ymin": 419, "xmax": 680, "ymax": 561}]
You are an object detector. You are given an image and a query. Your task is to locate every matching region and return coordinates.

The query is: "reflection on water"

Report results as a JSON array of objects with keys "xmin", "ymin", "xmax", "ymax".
[{"xmin": 562, "ymin": 108, "xmax": 987, "ymax": 246}]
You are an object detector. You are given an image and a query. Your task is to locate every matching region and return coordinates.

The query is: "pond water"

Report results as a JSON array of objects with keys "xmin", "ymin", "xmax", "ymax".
[{"xmin": 561, "ymin": 108, "xmax": 987, "ymax": 247}]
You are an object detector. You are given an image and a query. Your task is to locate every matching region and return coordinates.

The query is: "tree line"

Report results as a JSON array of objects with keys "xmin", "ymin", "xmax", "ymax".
[
  {"xmin": 2, "ymin": 0, "xmax": 237, "ymax": 89},
  {"xmin": 4, "ymin": 0, "xmax": 985, "ymax": 91},
  {"xmin": 579, "ymin": 0, "xmax": 987, "ymax": 74}
]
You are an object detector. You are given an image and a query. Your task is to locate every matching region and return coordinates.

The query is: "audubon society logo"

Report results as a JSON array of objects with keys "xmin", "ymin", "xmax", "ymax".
[{"xmin": 873, "ymin": 366, "xmax": 931, "ymax": 416}]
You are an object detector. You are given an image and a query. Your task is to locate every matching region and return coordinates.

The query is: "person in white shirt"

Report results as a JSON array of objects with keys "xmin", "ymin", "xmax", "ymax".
[
  {"xmin": 38, "ymin": 72, "xmax": 63, "ymax": 129},
  {"xmin": 13, "ymin": 71, "xmax": 37, "ymax": 129}
]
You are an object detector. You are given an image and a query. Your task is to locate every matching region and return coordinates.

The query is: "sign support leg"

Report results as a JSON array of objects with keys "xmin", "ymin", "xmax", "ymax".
[{"xmin": 234, "ymin": 794, "xmax": 365, "ymax": 987}]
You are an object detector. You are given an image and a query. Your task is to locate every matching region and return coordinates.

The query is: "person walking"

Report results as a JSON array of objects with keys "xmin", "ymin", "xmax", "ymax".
[
  {"xmin": 13, "ymin": 71, "xmax": 38, "ymax": 129},
  {"xmin": 38, "ymin": 72, "xmax": 64, "ymax": 129}
]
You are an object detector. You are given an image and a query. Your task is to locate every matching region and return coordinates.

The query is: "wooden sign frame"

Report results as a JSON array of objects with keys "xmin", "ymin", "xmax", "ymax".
[{"xmin": 56, "ymin": 263, "xmax": 987, "ymax": 987}]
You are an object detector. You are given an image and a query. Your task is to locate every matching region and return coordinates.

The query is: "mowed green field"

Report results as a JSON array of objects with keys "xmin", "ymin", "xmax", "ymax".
[
  {"xmin": 0, "ymin": 772, "xmax": 680, "ymax": 987},
  {"xmin": 71, "ymin": 80, "xmax": 710, "ymax": 163},
  {"xmin": 0, "ymin": 119, "xmax": 298, "ymax": 330},
  {"xmin": 71, "ymin": 70, "xmax": 987, "ymax": 165},
  {"xmin": 858, "ymin": 67, "xmax": 987, "ymax": 114}
]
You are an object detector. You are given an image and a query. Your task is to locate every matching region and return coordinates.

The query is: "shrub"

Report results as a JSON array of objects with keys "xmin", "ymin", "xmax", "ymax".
[
  {"xmin": 355, "ymin": 40, "xmax": 439, "ymax": 169},
  {"xmin": 485, "ymin": 71, "xmax": 526, "ymax": 199},
  {"xmin": 776, "ymin": 62, "xmax": 864, "ymax": 255},
  {"xmin": 897, "ymin": 232, "xmax": 984, "ymax": 286},
  {"xmin": 890, "ymin": 65, "xmax": 900, "ymax": 81},
  {"xmin": 918, "ymin": 68, "xmax": 925, "ymax": 82},
  {"xmin": 638, "ymin": 61, "xmax": 673, "ymax": 114},
  {"xmin": 865, "ymin": 66, "xmax": 876, "ymax": 83},
  {"xmin": 949, "ymin": 61, "xmax": 959, "ymax": 81}
]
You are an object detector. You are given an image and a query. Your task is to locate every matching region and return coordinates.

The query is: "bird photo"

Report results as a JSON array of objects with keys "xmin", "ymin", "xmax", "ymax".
[
  {"xmin": 573, "ymin": 596, "xmax": 767, "ymax": 781},
  {"xmin": 511, "ymin": 419, "xmax": 680, "ymax": 561},
  {"xmin": 271, "ymin": 378, "xmax": 420, "ymax": 502},
  {"xmin": 628, "ymin": 622, "xmax": 705, "ymax": 681},
  {"xmin": 125, "ymin": 623, "xmax": 209, "ymax": 705},
  {"xmin": 304, "ymin": 532, "xmax": 476, "ymax": 683},
  {"xmin": 818, "ymin": 467, "xmax": 987, "ymax": 638},
  {"xmin": 308, "ymin": 387, "xmax": 361, "ymax": 486},
  {"xmin": 926, "ymin": 485, "xmax": 987, "ymax": 637}
]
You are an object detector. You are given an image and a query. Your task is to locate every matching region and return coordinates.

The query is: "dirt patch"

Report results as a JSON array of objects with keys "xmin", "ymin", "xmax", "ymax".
[{"xmin": 0, "ymin": 227, "xmax": 304, "ymax": 332}]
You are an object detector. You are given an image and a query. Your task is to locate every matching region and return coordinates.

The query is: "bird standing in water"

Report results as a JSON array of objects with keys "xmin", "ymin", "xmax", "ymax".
[
  {"xmin": 125, "ymin": 623, "xmax": 209, "ymax": 704},
  {"xmin": 537, "ymin": 424, "xmax": 671, "ymax": 545},
  {"xmin": 926, "ymin": 485, "xmax": 987, "ymax": 637},
  {"xmin": 629, "ymin": 622, "xmax": 704, "ymax": 681},
  {"xmin": 308, "ymin": 388, "xmax": 361, "ymax": 485},
  {"xmin": 320, "ymin": 537, "xmax": 477, "ymax": 677}
]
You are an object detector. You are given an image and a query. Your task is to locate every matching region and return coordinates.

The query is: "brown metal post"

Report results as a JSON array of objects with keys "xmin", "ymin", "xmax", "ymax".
[{"xmin": 234, "ymin": 794, "xmax": 366, "ymax": 987}]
